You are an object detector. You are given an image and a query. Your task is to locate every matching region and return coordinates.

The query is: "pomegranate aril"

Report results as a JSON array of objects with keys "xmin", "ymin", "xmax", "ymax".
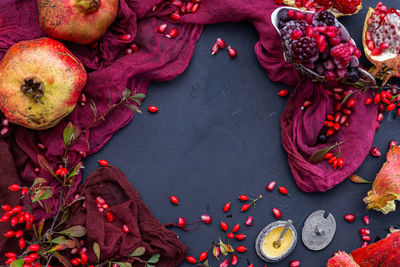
[
  {"xmin": 105, "ymin": 211, "xmax": 115, "ymax": 222},
  {"xmin": 272, "ymin": 208, "xmax": 282, "ymax": 219},
  {"xmin": 344, "ymin": 214, "xmax": 355, "ymax": 223},
  {"xmin": 289, "ymin": 260, "xmax": 301, "ymax": 267},
  {"xmin": 362, "ymin": 241, "xmax": 369, "ymax": 248},
  {"xmin": 223, "ymin": 202, "xmax": 231, "ymax": 212},
  {"xmin": 302, "ymin": 100, "xmax": 312, "ymax": 109},
  {"xmin": 211, "ymin": 42, "xmax": 219, "ymax": 55},
  {"xmin": 377, "ymin": 113, "xmax": 384, "ymax": 122},
  {"xmin": 166, "ymin": 28, "xmax": 179, "ymax": 39},
  {"xmin": 220, "ymin": 259, "xmax": 229, "ymax": 267},
  {"xmin": 227, "ymin": 46, "xmax": 237, "ymax": 58},
  {"xmin": 157, "ymin": 24, "xmax": 167, "ymax": 34},
  {"xmin": 186, "ymin": 256, "xmax": 197, "ymax": 263},
  {"xmin": 170, "ymin": 195, "xmax": 179, "ymax": 205},
  {"xmin": 360, "ymin": 228, "xmax": 370, "ymax": 236},
  {"xmin": 363, "ymin": 215, "xmax": 370, "ymax": 225},
  {"xmin": 216, "ymin": 38, "xmax": 226, "ymax": 49},
  {"xmin": 371, "ymin": 48, "xmax": 382, "ymax": 56},
  {"xmin": 178, "ymin": 217, "xmax": 186, "ymax": 228},
  {"xmin": 119, "ymin": 34, "xmax": 131, "ymax": 41},
  {"xmin": 191, "ymin": 3, "xmax": 200, "ymax": 13},
  {"xmin": 245, "ymin": 216, "xmax": 253, "ymax": 226},
  {"xmin": 339, "ymin": 115, "xmax": 348, "ymax": 125},
  {"xmin": 170, "ymin": 12, "xmax": 180, "ymax": 21},
  {"xmin": 362, "ymin": 235, "xmax": 371, "ymax": 241},
  {"xmin": 1, "ymin": 127, "xmax": 9, "ymax": 136},
  {"xmin": 185, "ymin": 2, "xmax": 193, "ymax": 12},
  {"xmin": 200, "ymin": 214, "xmax": 211, "ymax": 224},
  {"xmin": 370, "ymin": 147, "xmax": 381, "ymax": 157},
  {"xmin": 266, "ymin": 181, "xmax": 276, "ymax": 191},
  {"xmin": 220, "ymin": 221, "xmax": 228, "ymax": 231},
  {"xmin": 122, "ymin": 224, "xmax": 130, "ymax": 234},
  {"xmin": 130, "ymin": 44, "xmax": 139, "ymax": 52},
  {"xmin": 231, "ymin": 254, "xmax": 238, "ymax": 265},
  {"xmin": 278, "ymin": 89, "xmax": 289, "ymax": 97}
]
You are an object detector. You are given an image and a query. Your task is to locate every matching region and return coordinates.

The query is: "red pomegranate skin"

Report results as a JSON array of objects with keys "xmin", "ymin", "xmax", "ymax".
[
  {"xmin": 38, "ymin": 0, "xmax": 119, "ymax": 45},
  {"xmin": 0, "ymin": 38, "xmax": 87, "ymax": 130}
]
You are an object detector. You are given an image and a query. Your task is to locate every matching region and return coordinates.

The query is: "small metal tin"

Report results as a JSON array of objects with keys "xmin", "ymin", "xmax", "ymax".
[
  {"xmin": 302, "ymin": 210, "xmax": 336, "ymax": 251},
  {"xmin": 255, "ymin": 220, "xmax": 298, "ymax": 263}
]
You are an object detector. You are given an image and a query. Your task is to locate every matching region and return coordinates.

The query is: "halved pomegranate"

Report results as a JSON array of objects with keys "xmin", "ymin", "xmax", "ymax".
[
  {"xmin": 282, "ymin": 0, "xmax": 362, "ymax": 17},
  {"xmin": 327, "ymin": 251, "xmax": 360, "ymax": 267},
  {"xmin": 363, "ymin": 2, "xmax": 400, "ymax": 85}
]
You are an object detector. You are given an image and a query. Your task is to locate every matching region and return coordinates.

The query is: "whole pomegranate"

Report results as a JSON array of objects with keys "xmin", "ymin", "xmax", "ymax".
[
  {"xmin": 38, "ymin": 0, "xmax": 119, "ymax": 45},
  {"xmin": 0, "ymin": 38, "xmax": 87, "ymax": 130}
]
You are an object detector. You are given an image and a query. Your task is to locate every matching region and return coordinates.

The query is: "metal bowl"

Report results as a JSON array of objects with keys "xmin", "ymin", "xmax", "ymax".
[
  {"xmin": 255, "ymin": 220, "xmax": 298, "ymax": 263},
  {"xmin": 271, "ymin": 6, "xmax": 376, "ymax": 86}
]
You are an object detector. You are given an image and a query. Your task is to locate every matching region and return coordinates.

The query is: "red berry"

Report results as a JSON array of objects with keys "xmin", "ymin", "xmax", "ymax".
[
  {"xmin": 200, "ymin": 214, "xmax": 211, "ymax": 224},
  {"xmin": 166, "ymin": 28, "xmax": 179, "ymax": 39},
  {"xmin": 216, "ymin": 38, "xmax": 226, "ymax": 49},
  {"xmin": 177, "ymin": 217, "xmax": 186, "ymax": 228},
  {"xmin": 227, "ymin": 232, "xmax": 234, "ymax": 239},
  {"xmin": 236, "ymin": 246, "xmax": 247, "ymax": 253},
  {"xmin": 71, "ymin": 258, "xmax": 81, "ymax": 266},
  {"xmin": 365, "ymin": 98, "xmax": 373, "ymax": 105},
  {"xmin": 0, "ymin": 215, "xmax": 10, "ymax": 222},
  {"xmin": 148, "ymin": 105, "xmax": 159, "ymax": 113},
  {"xmin": 9, "ymin": 184, "xmax": 20, "ymax": 191},
  {"xmin": 278, "ymin": 186, "xmax": 288, "ymax": 195},
  {"xmin": 186, "ymin": 256, "xmax": 197, "ymax": 263},
  {"xmin": 105, "ymin": 211, "xmax": 115, "ymax": 222},
  {"xmin": 324, "ymin": 153, "xmax": 333, "ymax": 160},
  {"xmin": 337, "ymin": 158, "xmax": 344, "ymax": 168},
  {"xmin": 362, "ymin": 241, "xmax": 369, "ymax": 248},
  {"xmin": 130, "ymin": 44, "xmax": 139, "ymax": 52},
  {"xmin": 2, "ymin": 204, "xmax": 11, "ymax": 211},
  {"xmin": 4, "ymin": 231, "xmax": 15, "ymax": 238},
  {"xmin": 347, "ymin": 99, "xmax": 356, "ymax": 108},
  {"xmin": 199, "ymin": 252, "xmax": 207, "ymax": 262},
  {"xmin": 223, "ymin": 202, "xmax": 231, "ymax": 212},
  {"xmin": 119, "ymin": 34, "xmax": 131, "ymax": 41},
  {"xmin": 220, "ymin": 221, "xmax": 228, "ymax": 231},
  {"xmin": 169, "ymin": 12, "xmax": 180, "ymax": 21},
  {"xmin": 266, "ymin": 181, "xmax": 276, "ymax": 191},
  {"xmin": 170, "ymin": 195, "xmax": 179, "ymax": 205},
  {"xmin": 21, "ymin": 188, "xmax": 28, "ymax": 195},
  {"xmin": 98, "ymin": 159, "xmax": 109, "ymax": 166},
  {"xmin": 232, "ymin": 224, "xmax": 240, "ymax": 233},
  {"xmin": 122, "ymin": 224, "xmax": 130, "ymax": 234},
  {"xmin": 272, "ymin": 208, "xmax": 282, "ymax": 219},
  {"xmin": 387, "ymin": 103, "xmax": 396, "ymax": 111},
  {"xmin": 18, "ymin": 238, "xmax": 26, "ymax": 249},
  {"xmin": 81, "ymin": 253, "xmax": 88, "ymax": 264},
  {"xmin": 227, "ymin": 46, "xmax": 237, "ymax": 58},
  {"xmin": 55, "ymin": 167, "xmax": 68, "ymax": 176},
  {"xmin": 24, "ymin": 256, "xmax": 34, "ymax": 264},
  {"xmin": 374, "ymin": 94, "xmax": 381, "ymax": 104},
  {"xmin": 12, "ymin": 206, "xmax": 22, "ymax": 214},
  {"xmin": 363, "ymin": 215, "xmax": 370, "ymax": 225},
  {"xmin": 278, "ymin": 89, "xmax": 289, "ymax": 97},
  {"xmin": 157, "ymin": 24, "xmax": 167, "ymax": 34},
  {"xmin": 289, "ymin": 260, "xmax": 301, "ymax": 267},
  {"xmin": 235, "ymin": 234, "xmax": 246, "ymax": 240},
  {"xmin": 5, "ymin": 252, "xmax": 17, "ymax": 258},
  {"xmin": 28, "ymin": 244, "xmax": 40, "ymax": 252},
  {"xmin": 6, "ymin": 258, "xmax": 16, "ymax": 265},
  {"xmin": 344, "ymin": 214, "xmax": 355, "ymax": 223},
  {"xmin": 241, "ymin": 204, "xmax": 250, "ymax": 212},
  {"xmin": 238, "ymin": 195, "xmax": 249, "ymax": 201},
  {"xmin": 15, "ymin": 230, "xmax": 23, "ymax": 238}
]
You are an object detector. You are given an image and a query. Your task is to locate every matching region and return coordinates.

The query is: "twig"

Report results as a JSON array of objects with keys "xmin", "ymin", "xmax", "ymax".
[{"xmin": 41, "ymin": 188, "xmax": 65, "ymax": 241}]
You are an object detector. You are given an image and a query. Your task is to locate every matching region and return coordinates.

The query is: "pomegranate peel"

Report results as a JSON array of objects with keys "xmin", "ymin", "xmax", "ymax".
[
  {"xmin": 282, "ymin": 0, "xmax": 362, "ymax": 17},
  {"xmin": 327, "ymin": 251, "xmax": 360, "ymax": 266},
  {"xmin": 363, "ymin": 145, "xmax": 400, "ymax": 214}
]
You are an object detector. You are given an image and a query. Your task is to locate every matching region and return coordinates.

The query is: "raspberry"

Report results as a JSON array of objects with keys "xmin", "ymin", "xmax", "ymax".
[
  {"xmin": 313, "ymin": 10, "xmax": 337, "ymax": 26},
  {"xmin": 334, "ymin": 0, "xmax": 361, "ymax": 14},
  {"xmin": 290, "ymin": 37, "xmax": 319, "ymax": 63},
  {"xmin": 330, "ymin": 43, "xmax": 352, "ymax": 67},
  {"xmin": 281, "ymin": 20, "xmax": 307, "ymax": 47}
]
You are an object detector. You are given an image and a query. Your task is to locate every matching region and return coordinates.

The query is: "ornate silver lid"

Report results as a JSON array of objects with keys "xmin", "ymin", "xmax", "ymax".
[{"xmin": 302, "ymin": 210, "xmax": 336, "ymax": 251}]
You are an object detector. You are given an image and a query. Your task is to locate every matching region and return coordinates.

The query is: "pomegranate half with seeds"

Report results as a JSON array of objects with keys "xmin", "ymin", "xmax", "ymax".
[
  {"xmin": 363, "ymin": 2, "xmax": 400, "ymax": 85},
  {"xmin": 326, "ymin": 251, "xmax": 359, "ymax": 266},
  {"xmin": 38, "ymin": 0, "xmax": 119, "ymax": 45},
  {"xmin": 282, "ymin": 0, "xmax": 362, "ymax": 17},
  {"xmin": 0, "ymin": 38, "xmax": 87, "ymax": 130}
]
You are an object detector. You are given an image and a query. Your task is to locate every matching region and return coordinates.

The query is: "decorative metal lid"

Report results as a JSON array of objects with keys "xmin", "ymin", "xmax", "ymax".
[{"xmin": 302, "ymin": 210, "xmax": 336, "ymax": 251}]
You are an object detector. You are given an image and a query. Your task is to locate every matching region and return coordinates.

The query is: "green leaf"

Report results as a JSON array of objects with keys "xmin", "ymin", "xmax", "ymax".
[
  {"xmin": 122, "ymin": 88, "xmax": 131, "ymax": 100},
  {"xmin": 32, "ymin": 177, "xmax": 47, "ymax": 187},
  {"xmin": 93, "ymin": 242, "xmax": 101, "ymax": 262},
  {"xmin": 38, "ymin": 219, "xmax": 45, "ymax": 238},
  {"xmin": 67, "ymin": 162, "xmax": 84, "ymax": 180},
  {"xmin": 56, "ymin": 209, "xmax": 71, "ymax": 229},
  {"xmin": 308, "ymin": 143, "xmax": 339, "ymax": 164},
  {"xmin": 63, "ymin": 122, "xmax": 75, "ymax": 147},
  {"xmin": 341, "ymin": 90, "xmax": 358, "ymax": 105},
  {"xmin": 131, "ymin": 93, "xmax": 146, "ymax": 99},
  {"xmin": 113, "ymin": 262, "xmax": 132, "ymax": 267},
  {"xmin": 59, "ymin": 225, "xmax": 87, "ymax": 237},
  {"xmin": 147, "ymin": 254, "xmax": 160, "ymax": 264},
  {"xmin": 52, "ymin": 236, "xmax": 66, "ymax": 244},
  {"xmin": 10, "ymin": 259, "xmax": 24, "ymax": 267},
  {"xmin": 129, "ymin": 246, "xmax": 145, "ymax": 257},
  {"xmin": 37, "ymin": 154, "xmax": 55, "ymax": 176},
  {"xmin": 212, "ymin": 244, "xmax": 219, "ymax": 260},
  {"xmin": 32, "ymin": 188, "xmax": 53, "ymax": 203},
  {"xmin": 90, "ymin": 100, "xmax": 97, "ymax": 118},
  {"xmin": 203, "ymin": 260, "xmax": 211, "ymax": 267},
  {"xmin": 349, "ymin": 174, "xmax": 372, "ymax": 184},
  {"xmin": 54, "ymin": 251, "xmax": 72, "ymax": 267},
  {"xmin": 125, "ymin": 103, "xmax": 141, "ymax": 114},
  {"xmin": 47, "ymin": 244, "xmax": 68, "ymax": 252}
]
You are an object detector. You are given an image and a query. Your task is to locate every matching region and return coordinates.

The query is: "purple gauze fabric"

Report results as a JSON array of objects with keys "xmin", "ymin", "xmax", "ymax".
[{"xmin": 0, "ymin": 0, "xmax": 379, "ymax": 214}]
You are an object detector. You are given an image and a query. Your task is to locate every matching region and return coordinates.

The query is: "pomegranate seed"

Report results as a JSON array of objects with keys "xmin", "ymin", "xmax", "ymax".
[
  {"xmin": 1, "ymin": 127, "xmax": 10, "ymax": 135},
  {"xmin": 301, "ymin": 100, "xmax": 312, "ymax": 109},
  {"xmin": 2, "ymin": 119, "xmax": 8, "ymax": 126},
  {"xmin": 287, "ymin": 10, "xmax": 294, "ymax": 18},
  {"xmin": 2, "ymin": 204, "xmax": 11, "ymax": 211},
  {"xmin": 245, "ymin": 216, "xmax": 254, "ymax": 226},
  {"xmin": 360, "ymin": 228, "xmax": 370, "ymax": 236},
  {"xmin": 236, "ymin": 246, "xmax": 247, "ymax": 253},
  {"xmin": 148, "ymin": 105, "xmax": 159, "ymax": 113},
  {"xmin": 199, "ymin": 252, "xmax": 207, "ymax": 262},
  {"xmin": 122, "ymin": 224, "xmax": 130, "ymax": 234},
  {"xmin": 371, "ymin": 48, "xmax": 382, "ymax": 56},
  {"xmin": 71, "ymin": 258, "xmax": 81, "ymax": 266},
  {"xmin": 339, "ymin": 115, "xmax": 348, "ymax": 125},
  {"xmin": 37, "ymin": 143, "xmax": 47, "ymax": 151},
  {"xmin": 241, "ymin": 204, "xmax": 250, "ymax": 212},
  {"xmin": 81, "ymin": 253, "xmax": 88, "ymax": 264},
  {"xmin": 377, "ymin": 112, "xmax": 384, "ymax": 122},
  {"xmin": 216, "ymin": 38, "xmax": 226, "ymax": 49},
  {"xmin": 289, "ymin": 260, "xmax": 301, "ymax": 267},
  {"xmin": 278, "ymin": 186, "xmax": 288, "ymax": 195},
  {"xmin": 4, "ymin": 231, "xmax": 15, "ymax": 238},
  {"xmin": 98, "ymin": 159, "xmax": 109, "ymax": 166},
  {"xmin": 18, "ymin": 238, "xmax": 26, "ymax": 249},
  {"xmin": 15, "ymin": 230, "xmax": 23, "ymax": 238},
  {"xmin": 223, "ymin": 202, "xmax": 231, "ymax": 212},
  {"xmin": 220, "ymin": 221, "xmax": 228, "ymax": 231},
  {"xmin": 170, "ymin": 12, "xmax": 180, "ymax": 21},
  {"xmin": 238, "ymin": 195, "xmax": 249, "ymax": 201},
  {"xmin": 211, "ymin": 42, "xmax": 219, "ymax": 55},
  {"xmin": 389, "ymin": 140, "xmax": 398, "ymax": 147},
  {"xmin": 272, "ymin": 208, "xmax": 282, "ymax": 219},
  {"xmin": 191, "ymin": 3, "xmax": 200, "ymax": 13},
  {"xmin": 96, "ymin": 197, "xmax": 105, "ymax": 204},
  {"xmin": 220, "ymin": 259, "xmax": 229, "ymax": 267},
  {"xmin": 362, "ymin": 241, "xmax": 369, "ymax": 248},
  {"xmin": 363, "ymin": 215, "xmax": 370, "ymax": 225},
  {"xmin": 231, "ymin": 254, "xmax": 238, "ymax": 265},
  {"xmin": 370, "ymin": 147, "xmax": 381, "ymax": 157},
  {"xmin": 200, "ymin": 214, "xmax": 211, "ymax": 224},
  {"xmin": 130, "ymin": 44, "xmax": 139, "ymax": 52},
  {"xmin": 119, "ymin": 34, "xmax": 131, "ymax": 41},
  {"xmin": 213, "ymin": 246, "xmax": 221, "ymax": 258},
  {"xmin": 79, "ymin": 93, "xmax": 86, "ymax": 106},
  {"xmin": 170, "ymin": 195, "xmax": 179, "ymax": 205},
  {"xmin": 290, "ymin": 30, "xmax": 303, "ymax": 40},
  {"xmin": 185, "ymin": 2, "xmax": 193, "ymax": 12},
  {"xmin": 157, "ymin": 24, "xmax": 167, "ymax": 34},
  {"xmin": 294, "ymin": 11, "xmax": 305, "ymax": 20},
  {"xmin": 178, "ymin": 217, "xmax": 186, "ymax": 228},
  {"xmin": 266, "ymin": 181, "xmax": 276, "ymax": 191},
  {"xmin": 166, "ymin": 28, "xmax": 179, "ymax": 39},
  {"xmin": 347, "ymin": 99, "xmax": 356, "ymax": 108},
  {"xmin": 5, "ymin": 252, "xmax": 17, "ymax": 258},
  {"xmin": 365, "ymin": 98, "xmax": 373, "ymax": 105},
  {"xmin": 105, "ymin": 211, "xmax": 115, "ymax": 222},
  {"xmin": 171, "ymin": 0, "xmax": 183, "ymax": 7},
  {"xmin": 278, "ymin": 89, "xmax": 289, "ymax": 97},
  {"xmin": 186, "ymin": 256, "xmax": 197, "ymax": 263},
  {"xmin": 232, "ymin": 224, "xmax": 240, "ymax": 233},
  {"xmin": 9, "ymin": 184, "xmax": 20, "ymax": 191},
  {"xmin": 235, "ymin": 234, "xmax": 246, "ymax": 240},
  {"xmin": 362, "ymin": 235, "xmax": 371, "ymax": 241},
  {"xmin": 79, "ymin": 151, "xmax": 87, "ymax": 158},
  {"xmin": 344, "ymin": 214, "xmax": 355, "ymax": 223},
  {"xmin": 227, "ymin": 232, "xmax": 234, "ymax": 239},
  {"xmin": 24, "ymin": 256, "xmax": 34, "ymax": 264},
  {"xmin": 227, "ymin": 46, "xmax": 237, "ymax": 58}
]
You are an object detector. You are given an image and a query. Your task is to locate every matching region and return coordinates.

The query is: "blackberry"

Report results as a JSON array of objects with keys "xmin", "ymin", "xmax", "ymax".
[
  {"xmin": 281, "ymin": 20, "xmax": 307, "ymax": 47},
  {"xmin": 313, "ymin": 10, "xmax": 338, "ymax": 26},
  {"xmin": 277, "ymin": 9, "xmax": 291, "ymax": 29},
  {"xmin": 346, "ymin": 68, "xmax": 359, "ymax": 82},
  {"xmin": 290, "ymin": 37, "xmax": 319, "ymax": 63},
  {"xmin": 317, "ymin": 133, "xmax": 328, "ymax": 144}
]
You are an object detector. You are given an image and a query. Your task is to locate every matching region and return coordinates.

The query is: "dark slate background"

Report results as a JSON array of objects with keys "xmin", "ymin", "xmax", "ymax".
[{"xmin": 82, "ymin": 1, "xmax": 400, "ymax": 266}]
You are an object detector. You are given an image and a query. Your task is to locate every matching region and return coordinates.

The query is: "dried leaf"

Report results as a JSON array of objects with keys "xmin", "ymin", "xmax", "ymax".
[
  {"xmin": 52, "ymin": 236, "xmax": 66, "ymax": 244},
  {"xmin": 114, "ymin": 262, "xmax": 132, "ymax": 267},
  {"xmin": 129, "ymin": 247, "xmax": 145, "ymax": 257},
  {"xmin": 218, "ymin": 238, "xmax": 234, "ymax": 254},
  {"xmin": 10, "ymin": 259, "xmax": 24, "ymax": 267},
  {"xmin": 63, "ymin": 122, "xmax": 74, "ymax": 147},
  {"xmin": 89, "ymin": 100, "xmax": 97, "ymax": 119},
  {"xmin": 341, "ymin": 90, "xmax": 358, "ymax": 105},
  {"xmin": 32, "ymin": 177, "xmax": 47, "ymax": 187},
  {"xmin": 54, "ymin": 251, "xmax": 72, "ymax": 267},
  {"xmin": 147, "ymin": 254, "xmax": 160, "ymax": 264},
  {"xmin": 67, "ymin": 162, "xmax": 83, "ymax": 180},
  {"xmin": 93, "ymin": 242, "xmax": 101, "ymax": 262},
  {"xmin": 37, "ymin": 154, "xmax": 55, "ymax": 176},
  {"xmin": 131, "ymin": 93, "xmax": 146, "ymax": 99},
  {"xmin": 349, "ymin": 174, "xmax": 372, "ymax": 184},
  {"xmin": 59, "ymin": 225, "xmax": 86, "ymax": 237},
  {"xmin": 131, "ymin": 98, "xmax": 142, "ymax": 106},
  {"xmin": 122, "ymin": 88, "xmax": 131, "ymax": 100},
  {"xmin": 32, "ymin": 188, "xmax": 53, "ymax": 203},
  {"xmin": 308, "ymin": 143, "xmax": 339, "ymax": 164},
  {"xmin": 212, "ymin": 244, "xmax": 219, "ymax": 260},
  {"xmin": 125, "ymin": 103, "xmax": 141, "ymax": 114},
  {"xmin": 56, "ymin": 209, "xmax": 71, "ymax": 229},
  {"xmin": 47, "ymin": 244, "xmax": 68, "ymax": 252},
  {"xmin": 38, "ymin": 219, "xmax": 45, "ymax": 238},
  {"xmin": 203, "ymin": 260, "xmax": 211, "ymax": 267}
]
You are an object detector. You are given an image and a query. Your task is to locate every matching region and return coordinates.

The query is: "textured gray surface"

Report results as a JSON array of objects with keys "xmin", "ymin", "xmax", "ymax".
[{"xmin": 82, "ymin": 1, "xmax": 400, "ymax": 266}]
